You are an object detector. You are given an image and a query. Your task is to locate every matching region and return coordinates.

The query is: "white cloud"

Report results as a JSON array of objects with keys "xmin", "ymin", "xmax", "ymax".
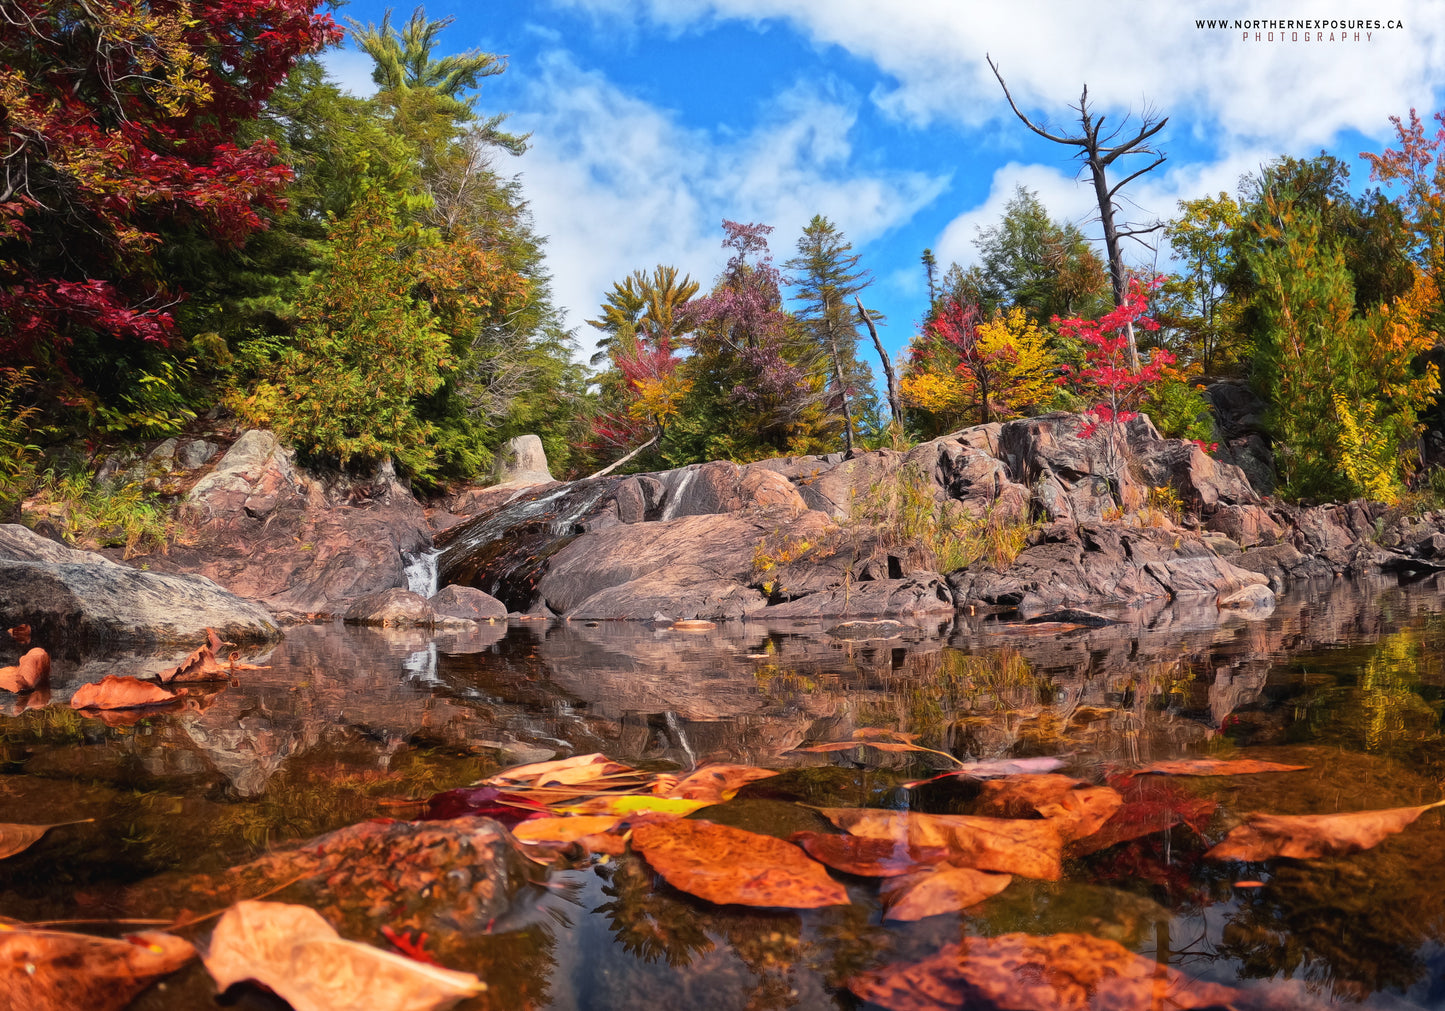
[
  {"xmin": 557, "ymin": 0, "xmax": 1445, "ymax": 152},
  {"xmin": 509, "ymin": 52, "xmax": 950, "ymax": 338},
  {"xmin": 317, "ymin": 48, "xmax": 378, "ymax": 98}
]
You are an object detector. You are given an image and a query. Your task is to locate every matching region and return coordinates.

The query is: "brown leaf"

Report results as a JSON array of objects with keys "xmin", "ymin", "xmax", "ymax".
[
  {"xmin": 1134, "ymin": 758, "xmax": 1309, "ymax": 777},
  {"xmin": 669, "ymin": 619, "xmax": 716, "ymax": 631},
  {"xmin": 816, "ymin": 808, "xmax": 1064, "ymax": 880},
  {"xmin": 851, "ymin": 728, "xmax": 920, "ymax": 744},
  {"xmin": 511, "ymin": 815, "xmax": 624, "ymax": 845},
  {"xmin": 485, "ymin": 752, "xmax": 642, "ymax": 790},
  {"xmin": 903, "ymin": 756, "xmax": 1069, "ymax": 787},
  {"xmin": 848, "ymin": 932, "xmax": 1239, "ymax": 1011},
  {"xmin": 0, "ymin": 819, "xmax": 93, "ymax": 860},
  {"xmin": 6, "ymin": 624, "xmax": 29, "ymax": 645},
  {"xmin": 1205, "ymin": 800, "xmax": 1445, "ymax": 861},
  {"xmin": 0, "ymin": 648, "xmax": 49, "ymax": 693},
  {"xmin": 975, "ymin": 776, "xmax": 1125, "ymax": 844},
  {"xmin": 788, "ymin": 831, "xmax": 954, "ymax": 878},
  {"xmin": 70, "ymin": 675, "xmax": 180, "ymax": 711},
  {"xmin": 631, "ymin": 819, "xmax": 849, "ymax": 908},
  {"xmin": 203, "ymin": 900, "xmax": 484, "ymax": 1011},
  {"xmin": 0, "ymin": 926, "xmax": 194, "ymax": 1011},
  {"xmin": 879, "ymin": 865, "xmax": 1012, "ymax": 921},
  {"xmin": 661, "ymin": 763, "xmax": 779, "ymax": 802}
]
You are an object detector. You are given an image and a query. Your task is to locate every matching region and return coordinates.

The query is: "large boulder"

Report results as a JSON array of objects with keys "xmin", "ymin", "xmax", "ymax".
[
  {"xmin": 0, "ymin": 524, "xmax": 279, "ymax": 646},
  {"xmin": 490, "ymin": 434, "xmax": 554, "ymax": 487}
]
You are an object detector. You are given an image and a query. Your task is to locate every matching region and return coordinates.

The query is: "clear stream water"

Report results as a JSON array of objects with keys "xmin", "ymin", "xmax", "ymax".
[{"xmin": 4, "ymin": 575, "xmax": 1445, "ymax": 1009}]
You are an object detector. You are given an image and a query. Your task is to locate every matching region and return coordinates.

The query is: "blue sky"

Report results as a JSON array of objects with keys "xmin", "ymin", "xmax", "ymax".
[{"xmin": 322, "ymin": 1, "xmax": 1445, "ymax": 366}]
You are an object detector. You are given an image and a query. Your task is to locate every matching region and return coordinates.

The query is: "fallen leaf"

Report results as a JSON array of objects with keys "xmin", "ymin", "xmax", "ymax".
[
  {"xmin": 511, "ymin": 815, "xmax": 623, "ymax": 845},
  {"xmin": 203, "ymin": 901, "xmax": 484, "ymax": 1011},
  {"xmin": 70, "ymin": 675, "xmax": 180, "ymax": 711},
  {"xmin": 851, "ymin": 728, "xmax": 920, "ymax": 744},
  {"xmin": 380, "ymin": 926, "xmax": 440, "ymax": 967},
  {"xmin": 485, "ymin": 753, "xmax": 642, "ymax": 790},
  {"xmin": 880, "ymin": 865, "xmax": 1012, "ymax": 921},
  {"xmin": 419, "ymin": 786, "xmax": 549, "ymax": 825},
  {"xmin": 816, "ymin": 808, "xmax": 1064, "ymax": 880},
  {"xmin": 975, "ymin": 775, "xmax": 1123, "ymax": 843},
  {"xmin": 0, "ymin": 819, "xmax": 93, "ymax": 860},
  {"xmin": 669, "ymin": 619, "xmax": 716, "ymax": 631},
  {"xmin": 556, "ymin": 795, "xmax": 709, "ymax": 818},
  {"xmin": 6, "ymin": 624, "xmax": 29, "ymax": 644},
  {"xmin": 0, "ymin": 926, "xmax": 194, "ymax": 1011},
  {"xmin": 0, "ymin": 648, "xmax": 49, "ymax": 693},
  {"xmin": 848, "ymin": 931, "xmax": 1238, "ymax": 1011},
  {"xmin": 1205, "ymin": 800, "xmax": 1445, "ymax": 861},
  {"xmin": 1133, "ymin": 758, "xmax": 1309, "ymax": 777},
  {"xmin": 663, "ymin": 764, "xmax": 779, "ymax": 802},
  {"xmin": 1070, "ymin": 777, "xmax": 1218, "ymax": 858},
  {"xmin": 631, "ymin": 819, "xmax": 849, "ymax": 908},
  {"xmin": 903, "ymin": 756, "xmax": 1069, "ymax": 787},
  {"xmin": 788, "ymin": 831, "xmax": 953, "ymax": 878}
]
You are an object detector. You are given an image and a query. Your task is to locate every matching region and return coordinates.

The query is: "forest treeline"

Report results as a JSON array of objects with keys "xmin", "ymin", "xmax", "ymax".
[{"xmin": 1, "ymin": 1, "xmax": 1442, "ymax": 518}]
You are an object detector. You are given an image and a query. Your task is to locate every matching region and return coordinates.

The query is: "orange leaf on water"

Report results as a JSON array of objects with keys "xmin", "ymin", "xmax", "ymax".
[
  {"xmin": 788, "ymin": 831, "xmax": 953, "ymax": 878},
  {"xmin": 511, "ymin": 815, "xmax": 624, "ymax": 845},
  {"xmin": 0, "ymin": 925, "xmax": 194, "ymax": 1011},
  {"xmin": 879, "ymin": 865, "xmax": 1012, "ymax": 921},
  {"xmin": 485, "ymin": 753, "xmax": 643, "ymax": 790},
  {"xmin": 1069, "ymin": 776, "xmax": 1217, "ymax": 858},
  {"xmin": 70, "ymin": 675, "xmax": 180, "ymax": 711},
  {"xmin": 0, "ymin": 647, "xmax": 49, "ymax": 693},
  {"xmin": 848, "ymin": 932, "xmax": 1239, "ymax": 1011},
  {"xmin": 631, "ymin": 819, "xmax": 849, "ymax": 908},
  {"xmin": 815, "ymin": 808, "xmax": 1064, "ymax": 880},
  {"xmin": 662, "ymin": 763, "xmax": 779, "ymax": 802},
  {"xmin": 6, "ymin": 624, "xmax": 30, "ymax": 645},
  {"xmin": 1133, "ymin": 758, "xmax": 1309, "ymax": 777},
  {"xmin": 1205, "ymin": 800, "xmax": 1445, "ymax": 861},
  {"xmin": 203, "ymin": 901, "xmax": 483, "ymax": 1011}
]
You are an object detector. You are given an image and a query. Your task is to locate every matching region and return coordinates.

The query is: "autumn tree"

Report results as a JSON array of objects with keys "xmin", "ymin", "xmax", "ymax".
[
  {"xmin": 668, "ymin": 220, "xmax": 838, "ymax": 463},
  {"xmin": 1158, "ymin": 192, "xmax": 1248, "ymax": 374},
  {"xmin": 901, "ymin": 301, "xmax": 1058, "ymax": 434},
  {"xmin": 988, "ymin": 56, "xmax": 1168, "ymax": 369},
  {"xmin": 0, "ymin": 0, "xmax": 338, "ymax": 426}
]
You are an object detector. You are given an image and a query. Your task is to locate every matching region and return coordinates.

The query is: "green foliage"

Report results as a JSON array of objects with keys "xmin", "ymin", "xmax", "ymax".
[
  {"xmin": 26, "ymin": 467, "xmax": 170, "ymax": 559},
  {"xmin": 232, "ymin": 194, "xmax": 450, "ymax": 476},
  {"xmin": 1160, "ymin": 192, "xmax": 1249, "ymax": 374},
  {"xmin": 1141, "ymin": 378, "xmax": 1215, "ymax": 444},
  {"xmin": 1247, "ymin": 195, "xmax": 1438, "ymax": 502},
  {"xmin": 0, "ymin": 369, "xmax": 40, "ymax": 517}
]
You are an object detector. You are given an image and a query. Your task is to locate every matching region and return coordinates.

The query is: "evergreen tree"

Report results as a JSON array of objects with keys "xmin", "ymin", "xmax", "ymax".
[{"xmin": 784, "ymin": 215, "xmax": 880, "ymax": 451}]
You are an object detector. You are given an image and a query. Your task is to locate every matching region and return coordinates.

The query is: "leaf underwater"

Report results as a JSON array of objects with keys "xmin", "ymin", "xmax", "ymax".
[
  {"xmin": 203, "ymin": 901, "xmax": 484, "ymax": 1011},
  {"xmin": 1069, "ymin": 777, "xmax": 1218, "ymax": 857},
  {"xmin": 848, "ymin": 931, "xmax": 1239, "ymax": 1011},
  {"xmin": 631, "ymin": 819, "xmax": 849, "ymax": 908},
  {"xmin": 0, "ymin": 818, "xmax": 93, "ymax": 860},
  {"xmin": 816, "ymin": 808, "xmax": 1064, "ymax": 880},
  {"xmin": 1205, "ymin": 800, "xmax": 1445, "ymax": 861},
  {"xmin": 903, "ymin": 756, "xmax": 1070, "ymax": 787},
  {"xmin": 974, "ymin": 774, "xmax": 1123, "ymax": 843},
  {"xmin": 659, "ymin": 763, "xmax": 778, "ymax": 802},
  {"xmin": 0, "ymin": 925, "xmax": 194, "ymax": 1011},
  {"xmin": 788, "ymin": 831, "xmax": 954, "ymax": 878},
  {"xmin": 879, "ymin": 865, "xmax": 1012, "ymax": 921}
]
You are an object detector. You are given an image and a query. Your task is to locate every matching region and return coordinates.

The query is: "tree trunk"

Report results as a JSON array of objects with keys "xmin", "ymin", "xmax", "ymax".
[
  {"xmin": 856, "ymin": 296, "xmax": 903, "ymax": 430},
  {"xmin": 586, "ymin": 433, "xmax": 659, "ymax": 480}
]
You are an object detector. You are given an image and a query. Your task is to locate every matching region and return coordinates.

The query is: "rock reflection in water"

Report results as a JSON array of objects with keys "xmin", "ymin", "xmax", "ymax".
[{"xmin": 3, "ymin": 577, "xmax": 1445, "ymax": 1008}]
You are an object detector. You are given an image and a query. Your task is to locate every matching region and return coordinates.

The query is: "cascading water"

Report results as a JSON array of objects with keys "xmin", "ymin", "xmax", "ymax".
[{"xmin": 403, "ymin": 548, "xmax": 441, "ymax": 598}]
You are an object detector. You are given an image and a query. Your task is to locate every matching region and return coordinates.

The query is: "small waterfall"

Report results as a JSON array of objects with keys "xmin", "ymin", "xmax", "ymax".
[
  {"xmin": 660, "ymin": 467, "xmax": 697, "ymax": 522},
  {"xmin": 662, "ymin": 710, "xmax": 697, "ymax": 767},
  {"xmin": 403, "ymin": 548, "xmax": 441, "ymax": 598}
]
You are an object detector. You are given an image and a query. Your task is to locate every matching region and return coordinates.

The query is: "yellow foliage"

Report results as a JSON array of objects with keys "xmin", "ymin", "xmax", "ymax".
[
  {"xmin": 1333, "ymin": 393, "xmax": 1404, "ymax": 504},
  {"xmin": 627, "ymin": 373, "xmax": 693, "ymax": 429}
]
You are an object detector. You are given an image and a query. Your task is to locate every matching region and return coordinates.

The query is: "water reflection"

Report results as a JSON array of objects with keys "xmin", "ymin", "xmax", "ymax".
[{"xmin": 3, "ymin": 576, "xmax": 1445, "ymax": 1007}]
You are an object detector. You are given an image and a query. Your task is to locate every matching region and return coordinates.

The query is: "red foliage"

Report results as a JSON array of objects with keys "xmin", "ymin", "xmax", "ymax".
[
  {"xmin": 1054, "ymin": 276, "xmax": 1170, "ymax": 436},
  {"xmin": 0, "ymin": 1, "xmax": 340, "ymax": 361}
]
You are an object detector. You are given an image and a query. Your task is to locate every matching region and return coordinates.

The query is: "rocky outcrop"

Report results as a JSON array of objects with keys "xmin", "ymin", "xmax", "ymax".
[
  {"xmin": 0, "ymin": 524, "xmax": 279, "ymax": 646},
  {"xmin": 490, "ymin": 433, "xmax": 555, "ymax": 488},
  {"xmin": 140, "ymin": 430, "xmax": 433, "ymax": 618}
]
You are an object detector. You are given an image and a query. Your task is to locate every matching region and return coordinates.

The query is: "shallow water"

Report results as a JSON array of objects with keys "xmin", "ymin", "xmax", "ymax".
[{"xmin": 5, "ymin": 575, "xmax": 1445, "ymax": 1008}]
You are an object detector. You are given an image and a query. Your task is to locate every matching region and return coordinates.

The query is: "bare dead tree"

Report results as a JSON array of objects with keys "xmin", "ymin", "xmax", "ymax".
[
  {"xmin": 987, "ymin": 54, "xmax": 1167, "ymax": 369},
  {"xmin": 855, "ymin": 296, "xmax": 902, "ymax": 432}
]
